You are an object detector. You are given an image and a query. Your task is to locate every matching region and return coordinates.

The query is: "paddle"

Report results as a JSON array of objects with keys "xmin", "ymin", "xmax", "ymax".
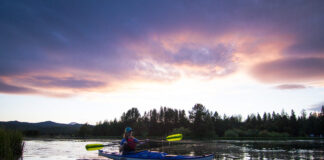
[
  {"xmin": 166, "ymin": 133, "xmax": 183, "ymax": 141},
  {"xmin": 85, "ymin": 133, "xmax": 183, "ymax": 151},
  {"xmin": 85, "ymin": 143, "xmax": 118, "ymax": 151}
]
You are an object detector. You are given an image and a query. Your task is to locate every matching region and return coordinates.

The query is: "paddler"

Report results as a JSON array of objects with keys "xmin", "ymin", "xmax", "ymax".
[{"xmin": 120, "ymin": 127, "xmax": 143, "ymax": 154}]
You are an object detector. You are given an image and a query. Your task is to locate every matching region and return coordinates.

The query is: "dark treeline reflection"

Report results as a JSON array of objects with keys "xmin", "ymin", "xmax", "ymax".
[
  {"xmin": 79, "ymin": 104, "xmax": 324, "ymax": 138},
  {"xmin": 151, "ymin": 141, "xmax": 323, "ymax": 159}
]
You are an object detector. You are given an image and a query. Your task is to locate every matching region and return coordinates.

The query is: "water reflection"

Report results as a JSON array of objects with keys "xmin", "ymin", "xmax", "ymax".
[
  {"xmin": 23, "ymin": 139, "xmax": 324, "ymax": 160},
  {"xmin": 149, "ymin": 140, "xmax": 324, "ymax": 159},
  {"xmin": 23, "ymin": 139, "xmax": 119, "ymax": 160}
]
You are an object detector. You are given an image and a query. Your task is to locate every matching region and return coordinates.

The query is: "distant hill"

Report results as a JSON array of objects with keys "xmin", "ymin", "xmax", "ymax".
[{"xmin": 0, "ymin": 121, "xmax": 83, "ymax": 136}]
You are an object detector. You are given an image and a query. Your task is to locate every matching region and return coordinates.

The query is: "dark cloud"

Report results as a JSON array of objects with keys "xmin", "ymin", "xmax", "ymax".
[
  {"xmin": 27, "ymin": 76, "xmax": 106, "ymax": 89},
  {"xmin": 0, "ymin": 80, "xmax": 36, "ymax": 94},
  {"xmin": 251, "ymin": 57, "xmax": 324, "ymax": 83},
  {"xmin": 0, "ymin": 76, "xmax": 105, "ymax": 97},
  {"xmin": 275, "ymin": 84, "xmax": 307, "ymax": 90}
]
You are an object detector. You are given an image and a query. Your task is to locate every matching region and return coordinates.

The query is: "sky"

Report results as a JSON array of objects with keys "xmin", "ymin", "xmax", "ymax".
[{"xmin": 1, "ymin": 0, "xmax": 324, "ymax": 124}]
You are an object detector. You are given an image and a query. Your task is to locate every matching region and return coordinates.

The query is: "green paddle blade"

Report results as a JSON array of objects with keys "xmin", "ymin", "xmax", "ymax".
[
  {"xmin": 166, "ymin": 133, "xmax": 183, "ymax": 141},
  {"xmin": 85, "ymin": 144, "xmax": 104, "ymax": 151}
]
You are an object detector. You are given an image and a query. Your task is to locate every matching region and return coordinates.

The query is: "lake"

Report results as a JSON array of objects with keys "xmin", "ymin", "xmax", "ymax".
[{"xmin": 22, "ymin": 139, "xmax": 323, "ymax": 160}]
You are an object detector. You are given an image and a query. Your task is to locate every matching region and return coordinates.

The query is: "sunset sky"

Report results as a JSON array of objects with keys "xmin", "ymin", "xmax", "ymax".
[{"xmin": 1, "ymin": 0, "xmax": 324, "ymax": 124}]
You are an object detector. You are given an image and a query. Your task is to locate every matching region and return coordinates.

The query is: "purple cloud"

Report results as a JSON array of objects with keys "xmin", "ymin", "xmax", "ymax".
[
  {"xmin": 0, "ymin": 80, "xmax": 36, "ymax": 94},
  {"xmin": 251, "ymin": 57, "xmax": 324, "ymax": 83},
  {"xmin": 275, "ymin": 84, "xmax": 307, "ymax": 90},
  {"xmin": 23, "ymin": 76, "xmax": 106, "ymax": 89}
]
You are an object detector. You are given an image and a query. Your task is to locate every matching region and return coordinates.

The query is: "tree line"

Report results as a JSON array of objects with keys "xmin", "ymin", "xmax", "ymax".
[{"xmin": 79, "ymin": 104, "xmax": 324, "ymax": 138}]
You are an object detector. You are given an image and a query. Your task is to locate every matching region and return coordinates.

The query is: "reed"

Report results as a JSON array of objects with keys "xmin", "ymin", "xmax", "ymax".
[{"xmin": 0, "ymin": 128, "xmax": 24, "ymax": 160}]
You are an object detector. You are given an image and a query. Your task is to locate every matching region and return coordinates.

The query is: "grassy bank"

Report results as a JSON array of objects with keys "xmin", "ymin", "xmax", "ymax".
[{"xmin": 0, "ymin": 128, "xmax": 24, "ymax": 160}]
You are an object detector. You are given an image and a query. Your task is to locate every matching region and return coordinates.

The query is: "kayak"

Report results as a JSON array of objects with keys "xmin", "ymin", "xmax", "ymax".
[
  {"xmin": 98, "ymin": 150, "xmax": 214, "ymax": 160},
  {"xmin": 98, "ymin": 150, "xmax": 213, "ymax": 160}
]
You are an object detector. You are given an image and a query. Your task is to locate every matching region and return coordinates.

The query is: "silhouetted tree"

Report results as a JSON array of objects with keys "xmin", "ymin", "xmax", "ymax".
[
  {"xmin": 79, "ymin": 123, "xmax": 93, "ymax": 138},
  {"xmin": 82, "ymin": 105, "xmax": 323, "ymax": 138}
]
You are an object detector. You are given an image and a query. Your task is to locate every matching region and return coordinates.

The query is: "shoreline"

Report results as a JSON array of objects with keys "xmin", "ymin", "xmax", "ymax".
[{"xmin": 23, "ymin": 136, "xmax": 324, "ymax": 141}]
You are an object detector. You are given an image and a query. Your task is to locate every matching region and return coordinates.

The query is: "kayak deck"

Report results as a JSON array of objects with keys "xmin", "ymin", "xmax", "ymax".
[{"xmin": 98, "ymin": 150, "xmax": 213, "ymax": 160}]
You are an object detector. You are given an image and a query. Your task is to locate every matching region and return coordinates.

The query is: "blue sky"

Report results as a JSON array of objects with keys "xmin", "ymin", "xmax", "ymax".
[{"xmin": 1, "ymin": 0, "xmax": 324, "ymax": 124}]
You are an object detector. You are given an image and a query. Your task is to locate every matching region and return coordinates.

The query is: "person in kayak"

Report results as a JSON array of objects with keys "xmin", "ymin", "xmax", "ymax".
[{"xmin": 119, "ymin": 127, "xmax": 140, "ymax": 154}]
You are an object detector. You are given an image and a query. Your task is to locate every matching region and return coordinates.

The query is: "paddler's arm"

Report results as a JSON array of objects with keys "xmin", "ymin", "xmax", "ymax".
[
  {"xmin": 133, "ymin": 138, "xmax": 145, "ymax": 144},
  {"xmin": 119, "ymin": 138, "xmax": 126, "ymax": 152},
  {"xmin": 137, "ymin": 139, "xmax": 150, "ymax": 144}
]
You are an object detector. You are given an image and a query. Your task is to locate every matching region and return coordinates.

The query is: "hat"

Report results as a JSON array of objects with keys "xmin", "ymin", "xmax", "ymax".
[{"xmin": 125, "ymin": 127, "xmax": 133, "ymax": 133}]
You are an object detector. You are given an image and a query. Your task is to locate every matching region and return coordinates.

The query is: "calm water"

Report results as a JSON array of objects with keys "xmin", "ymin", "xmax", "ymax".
[{"xmin": 23, "ymin": 139, "xmax": 324, "ymax": 160}]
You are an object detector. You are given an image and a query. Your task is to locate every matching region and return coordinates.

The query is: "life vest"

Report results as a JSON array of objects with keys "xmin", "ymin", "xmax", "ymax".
[{"xmin": 124, "ymin": 138, "xmax": 136, "ymax": 151}]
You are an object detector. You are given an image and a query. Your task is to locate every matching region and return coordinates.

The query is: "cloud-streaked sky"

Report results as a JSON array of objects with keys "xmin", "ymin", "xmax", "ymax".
[{"xmin": 1, "ymin": 0, "xmax": 323, "ymax": 124}]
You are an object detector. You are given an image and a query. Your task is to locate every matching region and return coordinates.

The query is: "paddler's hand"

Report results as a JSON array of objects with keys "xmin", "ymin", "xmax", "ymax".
[{"xmin": 139, "ymin": 139, "xmax": 149, "ymax": 145}]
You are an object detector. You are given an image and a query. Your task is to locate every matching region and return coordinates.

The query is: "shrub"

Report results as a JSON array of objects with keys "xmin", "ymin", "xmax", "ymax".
[
  {"xmin": 171, "ymin": 127, "xmax": 191, "ymax": 137},
  {"xmin": 236, "ymin": 129, "xmax": 259, "ymax": 137},
  {"xmin": 268, "ymin": 132, "xmax": 289, "ymax": 137},
  {"xmin": 258, "ymin": 130, "xmax": 271, "ymax": 137},
  {"xmin": 0, "ymin": 128, "xmax": 24, "ymax": 160},
  {"xmin": 78, "ymin": 123, "xmax": 93, "ymax": 138},
  {"xmin": 224, "ymin": 129, "xmax": 239, "ymax": 137}
]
